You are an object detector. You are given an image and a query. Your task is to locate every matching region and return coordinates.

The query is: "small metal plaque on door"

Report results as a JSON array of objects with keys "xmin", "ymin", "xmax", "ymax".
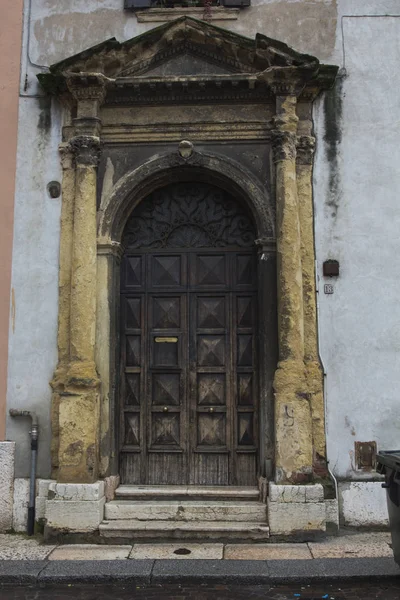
[{"xmin": 155, "ymin": 337, "xmax": 178, "ymax": 343}]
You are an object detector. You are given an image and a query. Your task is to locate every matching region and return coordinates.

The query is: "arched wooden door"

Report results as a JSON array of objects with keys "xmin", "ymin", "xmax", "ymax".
[{"xmin": 119, "ymin": 182, "xmax": 259, "ymax": 486}]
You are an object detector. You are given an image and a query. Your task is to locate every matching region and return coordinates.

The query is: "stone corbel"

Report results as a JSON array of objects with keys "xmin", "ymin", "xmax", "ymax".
[{"xmin": 65, "ymin": 72, "xmax": 112, "ymax": 137}]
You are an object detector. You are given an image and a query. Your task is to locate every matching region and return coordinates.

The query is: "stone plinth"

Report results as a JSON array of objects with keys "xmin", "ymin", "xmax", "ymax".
[
  {"xmin": 0, "ymin": 442, "xmax": 15, "ymax": 532},
  {"xmin": 45, "ymin": 481, "xmax": 105, "ymax": 533},
  {"xmin": 268, "ymin": 483, "xmax": 326, "ymax": 537}
]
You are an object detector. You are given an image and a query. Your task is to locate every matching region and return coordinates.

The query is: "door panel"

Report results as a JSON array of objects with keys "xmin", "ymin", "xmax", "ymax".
[{"xmin": 119, "ymin": 182, "xmax": 258, "ymax": 486}]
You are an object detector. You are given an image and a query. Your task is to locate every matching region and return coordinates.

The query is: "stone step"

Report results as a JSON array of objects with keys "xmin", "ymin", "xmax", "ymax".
[
  {"xmin": 104, "ymin": 500, "xmax": 266, "ymax": 522},
  {"xmin": 99, "ymin": 519, "xmax": 270, "ymax": 542},
  {"xmin": 115, "ymin": 485, "xmax": 260, "ymax": 502}
]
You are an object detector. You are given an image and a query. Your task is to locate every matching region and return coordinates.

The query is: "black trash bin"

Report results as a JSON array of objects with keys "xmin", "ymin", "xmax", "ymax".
[{"xmin": 376, "ymin": 450, "xmax": 400, "ymax": 565}]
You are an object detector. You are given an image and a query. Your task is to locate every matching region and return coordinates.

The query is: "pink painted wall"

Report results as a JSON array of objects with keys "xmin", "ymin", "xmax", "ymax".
[{"xmin": 0, "ymin": 0, "xmax": 23, "ymax": 440}]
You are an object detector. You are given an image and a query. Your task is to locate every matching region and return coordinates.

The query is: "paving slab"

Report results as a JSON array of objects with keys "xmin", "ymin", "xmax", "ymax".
[
  {"xmin": 37, "ymin": 559, "xmax": 154, "ymax": 584},
  {"xmin": 309, "ymin": 531, "xmax": 393, "ymax": 558},
  {"xmin": 0, "ymin": 535, "xmax": 56, "ymax": 560},
  {"xmin": 130, "ymin": 543, "xmax": 223, "ymax": 559},
  {"xmin": 0, "ymin": 560, "xmax": 47, "ymax": 584},
  {"xmin": 151, "ymin": 559, "xmax": 270, "ymax": 583},
  {"xmin": 224, "ymin": 543, "xmax": 312, "ymax": 560},
  {"xmin": 48, "ymin": 544, "xmax": 132, "ymax": 560}
]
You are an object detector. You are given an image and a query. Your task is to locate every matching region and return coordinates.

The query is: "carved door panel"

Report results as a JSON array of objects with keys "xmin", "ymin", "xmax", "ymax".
[
  {"xmin": 119, "ymin": 182, "xmax": 258, "ymax": 486},
  {"xmin": 189, "ymin": 251, "xmax": 258, "ymax": 485}
]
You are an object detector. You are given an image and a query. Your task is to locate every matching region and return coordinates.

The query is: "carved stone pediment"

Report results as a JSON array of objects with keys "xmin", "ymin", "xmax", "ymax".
[
  {"xmin": 41, "ymin": 16, "xmax": 318, "ymax": 78},
  {"xmin": 38, "ymin": 16, "xmax": 338, "ymax": 103}
]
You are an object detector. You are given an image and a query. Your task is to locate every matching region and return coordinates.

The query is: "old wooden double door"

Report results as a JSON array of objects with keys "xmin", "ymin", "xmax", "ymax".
[{"xmin": 119, "ymin": 182, "xmax": 259, "ymax": 486}]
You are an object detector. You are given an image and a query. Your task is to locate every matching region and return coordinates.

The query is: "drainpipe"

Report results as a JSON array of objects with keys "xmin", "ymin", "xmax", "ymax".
[{"xmin": 9, "ymin": 409, "xmax": 39, "ymax": 536}]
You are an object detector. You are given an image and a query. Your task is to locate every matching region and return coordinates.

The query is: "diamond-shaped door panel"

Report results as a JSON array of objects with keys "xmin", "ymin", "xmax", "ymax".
[
  {"xmin": 237, "ymin": 297, "xmax": 253, "ymax": 328},
  {"xmin": 126, "ymin": 336, "xmax": 141, "ymax": 367},
  {"xmin": 236, "ymin": 254, "xmax": 254, "ymax": 286},
  {"xmin": 198, "ymin": 414, "xmax": 226, "ymax": 446},
  {"xmin": 152, "ymin": 297, "xmax": 180, "ymax": 329},
  {"xmin": 124, "ymin": 413, "xmax": 140, "ymax": 446},
  {"xmin": 124, "ymin": 256, "xmax": 142, "ymax": 288},
  {"xmin": 238, "ymin": 413, "xmax": 254, "ymax": 446},
  {"xmin": 152, "ymin": 256, "xmax": 181, "ymax": 286},
  {"xmin": 125, "ymin": 298, "xmax": 141, "ymax": 329},
  {"xmin": 237, "ymin": 334, "xmax": 253, "ymax": 366},
  {"xmin": 197, "ymin": 297, "xmax": 225, "ymax": 328},
  {"xmin": 196, "ymin": 255, "xmax": 226, "ymax": 286},
  {"xmin": 198, "ymin": 374, "xmax": 225, "ymax": 405},
  {"xmin": 197, "ymin": 336, "xmax": 225, "ymax": 367},
  {"xmin": 125, "ymin": 374, "xmax": 140, "ymax": 406},
  {"xmin": 238, "ymin": 374, "xmax": 253, "ymax": 406},
  {"xmin": 151, "ymin": 413, "xmax": 180, "ymax": 446},
  {"xmin": 152, "ymin": 373, "xmax": 180, "ymax": 406}
]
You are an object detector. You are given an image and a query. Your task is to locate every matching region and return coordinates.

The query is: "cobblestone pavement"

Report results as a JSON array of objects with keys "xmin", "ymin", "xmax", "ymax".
[{"xmin": 2, "ymin": 582, "xmax": 400, "ymax": 599}]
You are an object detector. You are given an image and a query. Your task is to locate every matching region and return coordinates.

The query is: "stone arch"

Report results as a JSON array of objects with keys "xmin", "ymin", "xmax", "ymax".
[
  {"xmin": 97, "ymin": 150, "xmax": 275, "ymax": 247},
  {"xmin": 96, "ymin": 151, "xmax": 277, "ymax": 479}
]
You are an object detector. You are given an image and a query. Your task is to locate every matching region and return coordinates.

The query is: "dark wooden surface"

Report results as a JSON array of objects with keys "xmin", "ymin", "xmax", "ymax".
[{"xmin": 119, "ymin": 182, "xmax": 259, "ymax": 485}]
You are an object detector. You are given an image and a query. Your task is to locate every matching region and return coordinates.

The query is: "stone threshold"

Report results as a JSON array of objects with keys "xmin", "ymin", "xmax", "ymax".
[{"xmin": 0, "ymin": 556, "xmax": 399, "ymax": 585}]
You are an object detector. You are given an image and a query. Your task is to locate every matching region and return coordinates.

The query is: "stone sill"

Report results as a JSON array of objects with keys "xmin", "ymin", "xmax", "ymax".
[{"xmin": 136, "ymin": 7, "xmax": 239, "ymax": 21}]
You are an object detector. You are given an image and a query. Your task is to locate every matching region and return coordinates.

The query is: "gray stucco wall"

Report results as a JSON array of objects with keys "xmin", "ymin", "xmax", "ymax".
[{"xmin": 6, "ymin": 0, "xmax": 400, "ymax": 479}]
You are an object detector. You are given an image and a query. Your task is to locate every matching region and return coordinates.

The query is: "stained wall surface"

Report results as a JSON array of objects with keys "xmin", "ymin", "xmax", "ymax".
[
  {"xmin": 6, "ymin": 0, "xmax": 400, "ymax": 481},
  {"xmin": 0, "ymin": 0, "xmax": 23, "ymax": 440}
]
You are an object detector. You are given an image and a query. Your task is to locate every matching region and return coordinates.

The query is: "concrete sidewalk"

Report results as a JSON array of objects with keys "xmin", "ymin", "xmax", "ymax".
[{"xmin": 0, "ymin": 531, "xmax": 399, "ymax": 585}]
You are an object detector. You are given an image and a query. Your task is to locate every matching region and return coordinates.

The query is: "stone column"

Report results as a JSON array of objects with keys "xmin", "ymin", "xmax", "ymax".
[
  {"xmin": 57, "ymin": 75, "xmax": 107, "ymax": 484},
  {"xmin": 272, "ymin": 94, "xmax": 313, "ymax": 484},
  {"xmin": 297, "ymin": 134, "xmax": 327, "ymax": 477},
  {"xmin": 50, "ymin": 143, "xmax": 75, "ymax": 479}
]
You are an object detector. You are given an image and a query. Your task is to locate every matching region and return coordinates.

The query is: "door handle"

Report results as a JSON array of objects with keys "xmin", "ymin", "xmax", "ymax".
[
  {"xmin": 163, "ymin": 406, "xmax": 169, "ymax": 413},
  {"xmin": 209, "ymin": 407, "xmax": 215, "ymax": 413}
]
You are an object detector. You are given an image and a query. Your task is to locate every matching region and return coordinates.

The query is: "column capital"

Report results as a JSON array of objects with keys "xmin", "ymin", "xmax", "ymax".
[
  {"xmin": 65, "ymin": 72, "xmax": 111, "ymax": 105},
  {"xmin": 59, "ymin": 142, "xmax": 74, "ymax": 170},
  {"xmin": 69, "ymin": 135, "xmax": 102, "ymax": 167},
  {"xmin": 271, "ymin": 130, "xmax": 297, "ymax": 162},
  {"xmin": 296, "ymin": 135, "xmax": 315, "ymax": 165}
]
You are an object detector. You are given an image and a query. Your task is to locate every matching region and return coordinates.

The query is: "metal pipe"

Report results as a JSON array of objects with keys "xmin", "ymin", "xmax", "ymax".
[{"xmin": 9, "ymin": 409, "xmax": 39, "ymax": 536}]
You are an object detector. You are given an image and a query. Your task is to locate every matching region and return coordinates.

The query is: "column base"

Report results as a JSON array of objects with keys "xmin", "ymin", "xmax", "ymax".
[
  {"xmin": 45, "ymin": 481, "xmax": 105, "ymax": 534},
  {"xmin": 268, "ymin": 483, "xmax": 326, "ymax": 539},
  {"xmin": 274, "ymin": 360, "xmax": 313, "ymax": 483},
  {"xmin": 58, "ymin": 384, "xmax": 100, "ymax": 483}
]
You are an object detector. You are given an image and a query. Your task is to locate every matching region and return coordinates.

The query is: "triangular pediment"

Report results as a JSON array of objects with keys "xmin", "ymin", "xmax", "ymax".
[
  {"xmin": 46, "ymin": 16, "xmax": 318, "ymax": 79},
  {"xmin": 121, "ymin": 46, "xmax": 246, "ymax": 77}
]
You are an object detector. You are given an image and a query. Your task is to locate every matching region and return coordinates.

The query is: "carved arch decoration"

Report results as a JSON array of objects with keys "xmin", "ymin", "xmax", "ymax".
[
  {"xmin": 122, "ymin": 182, "xmax": 257, "ymax": 249},
  {"xmin": 98, "ymin": 151, "xmax": 274, "ymax": 246}
]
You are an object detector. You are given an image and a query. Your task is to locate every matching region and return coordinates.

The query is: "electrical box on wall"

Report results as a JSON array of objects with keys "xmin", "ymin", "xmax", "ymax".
[
  {"xmin": 323, "ymin": 259, "xmax": 340, "ymax": 277},
  {"xmin": 355, "ymin": 441, "xmax": 377, "ymax": 471}
]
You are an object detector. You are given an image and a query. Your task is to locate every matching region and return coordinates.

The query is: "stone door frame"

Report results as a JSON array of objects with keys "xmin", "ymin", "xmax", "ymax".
[
  {"xmin": 97, "ymin": 157, "xmax": 277, "ymax": 484},
  {"xmin": 42, "ymin": 18, "xmax": 338, "ymax": 488}
]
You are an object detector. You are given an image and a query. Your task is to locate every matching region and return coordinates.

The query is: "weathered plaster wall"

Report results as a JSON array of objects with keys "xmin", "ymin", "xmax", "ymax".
[
  {"xmin": 7, "ymin": 0, "xmax": 400, "ymax": 499},
  {"xmin": 6, "ymin": 96, "xmax": 62, "ymax": 477},
  {"xmin": 0, "ymin": 0, "xmax": 23, "ymax": 440},
  {"xmin": 314, "ymin": 13, "xmax": 400, "ymax": 482}
]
